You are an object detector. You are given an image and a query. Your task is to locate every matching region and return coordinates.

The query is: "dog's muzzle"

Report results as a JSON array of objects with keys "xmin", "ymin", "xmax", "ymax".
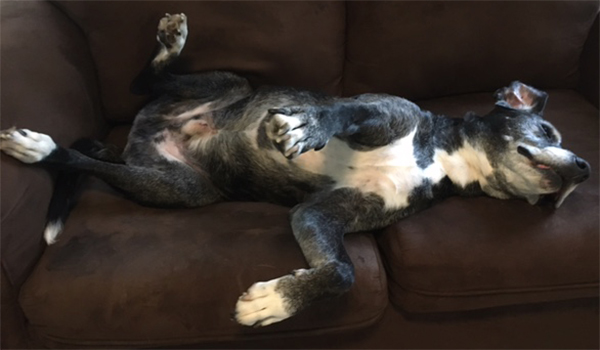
[{"xmin": 551, "ymin": 156, "xmax": 591, "ymax": 208}]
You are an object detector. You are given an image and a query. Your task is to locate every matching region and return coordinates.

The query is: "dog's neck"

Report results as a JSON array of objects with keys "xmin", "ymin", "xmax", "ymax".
[{"xmin": 422, "ymin": 113, "xmax": 494, "ymax": 198}]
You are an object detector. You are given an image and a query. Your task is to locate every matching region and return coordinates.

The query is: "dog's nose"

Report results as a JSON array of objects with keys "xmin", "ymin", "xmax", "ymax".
[
  {"xmin": 575, "ymin": 157, "xmax": 589, "ymax": 170},
  {"xmin": 571, "ymin": 156, "xmax": 591, "ymax": 183}
]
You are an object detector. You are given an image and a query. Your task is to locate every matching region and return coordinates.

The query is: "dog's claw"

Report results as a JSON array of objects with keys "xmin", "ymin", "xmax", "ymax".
[
  {"xmin": 0, "ymin": 127, "xmax": 17, "ymax": 140},
  {"xmin": 266, "ymin": 106, "xmax": 331, "ymax": 159}
]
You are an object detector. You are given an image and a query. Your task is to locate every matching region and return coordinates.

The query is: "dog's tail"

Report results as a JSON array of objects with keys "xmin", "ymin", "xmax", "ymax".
[
  {"xmin": 44, "ymin": 171, "xmax": 86, "ymax": 244},
  {"xmin": 43, "ymin": 138, "xmax": 122, "ymax": 245}
]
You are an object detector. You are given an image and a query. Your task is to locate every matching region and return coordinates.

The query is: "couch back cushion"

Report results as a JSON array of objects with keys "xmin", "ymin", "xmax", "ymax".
[
  {"xmin": 54, "ymin": 1, "xmax": 345, "ymax": 122},
  {"xmin": 344, "ymin": 2, "xmax": 599, "ymax": 100},
  {"xmin": 55, "ymin": 1, "xmax": 598, "ymax": 121}
]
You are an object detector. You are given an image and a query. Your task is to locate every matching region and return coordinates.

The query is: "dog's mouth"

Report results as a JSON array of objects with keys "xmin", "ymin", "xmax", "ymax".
[
  {"xmin": 528, "ymin": 160, "xmax": 562, "ymax": 190},
  {"xmin": 517, "ymin": 146, "xmax": 590, "ymax": 208},
  {"xmin": 531, "ymin": 161, "xmax": 587, "ymax": 209},
  {"xmin": 548, "ymin": 182, "xmax": 579, "ymax": 209}
]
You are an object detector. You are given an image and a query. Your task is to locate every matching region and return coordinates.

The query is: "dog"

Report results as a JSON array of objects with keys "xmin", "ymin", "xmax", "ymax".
[{"xmin": 0, "ymin": 14, "xmax": 591, "ymax": 327}]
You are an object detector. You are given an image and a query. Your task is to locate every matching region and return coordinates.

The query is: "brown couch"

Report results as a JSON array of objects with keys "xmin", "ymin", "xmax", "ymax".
[{"xmin": 1, "ymin": 1, "xmax": 598, "ymax": 348}]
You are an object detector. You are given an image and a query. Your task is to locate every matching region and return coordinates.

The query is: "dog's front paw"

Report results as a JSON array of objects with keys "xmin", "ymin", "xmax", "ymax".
[
  {"xmin": 234, "ymin": 277, "xmax": 293, "ymax": 327},
  {"xmin": 0, "ymin": 128, "xmax": 56, "ymax": 163},
  {"xmin": 266, "ymin": 107, "xmax": 330, "ymax": 159},
  {"xmin": 156, "ymin": 13, "xmax": 188, "ymax": 56}
]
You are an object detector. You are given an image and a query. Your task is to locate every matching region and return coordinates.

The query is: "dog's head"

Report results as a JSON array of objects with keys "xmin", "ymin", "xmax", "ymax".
[{"xmin": 470, "ymin": 81, "xmax": 590, "ymax": 208}]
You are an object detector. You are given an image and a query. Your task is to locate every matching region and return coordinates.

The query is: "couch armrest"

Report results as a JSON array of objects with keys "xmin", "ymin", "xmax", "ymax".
[
  {"xmin": 1, "ymin": 1, "xmax": 105, "ymax": 289},
  {"xmin": 578, "ymin": 14, "xmax": 599, "ymax": 108}
]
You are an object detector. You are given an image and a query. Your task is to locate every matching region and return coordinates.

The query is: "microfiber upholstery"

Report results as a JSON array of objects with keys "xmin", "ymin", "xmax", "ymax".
[
  {"xmin": 379, "ymin": 90, "xmax": 599, "ymax": 313},
  {"xmin": 0, "ymin": 0, "xmax": 105, "ymax": 289},
  {"xmin": 19, "ymin": 179, "xmax": 387, "ymax": 347},
  {"xmin": 343, "ymin": 2, "xmax": 599, "ymax": 100}
]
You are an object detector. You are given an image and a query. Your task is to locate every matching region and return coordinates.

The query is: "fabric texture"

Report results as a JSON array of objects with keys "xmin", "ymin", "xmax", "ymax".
[
  {"xmin": 0, "ymin": 0, "xmax": 104, "ymax": 288},
  {"xmin": 578, "ymin": 14, "xmax": 599, "ymax": 108},
  {"xmin": 343, "ymin": 2, "xmax": 599, "ymax": 100},
  {"xmin": 2, "ymin": 1, "xmax": 599, "ymax": 348}
]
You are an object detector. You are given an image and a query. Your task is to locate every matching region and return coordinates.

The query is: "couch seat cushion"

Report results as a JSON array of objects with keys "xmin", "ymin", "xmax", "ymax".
[
  {"xmin": 378, "ymin": 90, "xmax": 599, "ymax": 313},
  {"xmin": 19, "ymin": 181, "xmax": 387, "ymax": 347}
]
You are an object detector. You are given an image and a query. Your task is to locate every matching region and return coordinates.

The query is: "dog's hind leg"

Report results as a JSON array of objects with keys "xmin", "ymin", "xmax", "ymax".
[
  {"xmin": 131, "ymin": 14, "xmax": 251, "ymax": 100},
  {"xmin": 0, "ymin": 128, "xmax": 222, "ymax": 208},
  {"xmin": 130, "ymin": 13, "xmax": 188, "ymax": 95},
  {"xmin": 234, "ymin": 188, "xmax": 390, "ymax": 327}
]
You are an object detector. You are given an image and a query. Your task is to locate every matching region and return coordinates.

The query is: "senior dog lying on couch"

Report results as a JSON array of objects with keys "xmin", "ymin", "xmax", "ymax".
[
  {"xmin": 0, "ymin": 12, "xmax": 591, "ymax": 328},
  {"xmin": 1, "ymin": 1, "xmax": 598, "ymax": 348}
]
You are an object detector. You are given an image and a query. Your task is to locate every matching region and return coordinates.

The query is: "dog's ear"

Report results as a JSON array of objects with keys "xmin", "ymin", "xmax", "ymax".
[{"xmin": 494, "ymin": 81, "xmax": 548, "ymax": 115}]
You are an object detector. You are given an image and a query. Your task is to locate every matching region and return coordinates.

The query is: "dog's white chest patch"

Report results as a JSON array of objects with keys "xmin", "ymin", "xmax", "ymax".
[
  {"xmin": 294, "ymin": 129, "xmax": 433, "ymax": 209},
  {"xmin": 433, "ymin": 142, "xmax": 493, "ymax": 188},
  {"xmin": 292, "ymin": 132, "xmax": 494, "ymax": 209}
]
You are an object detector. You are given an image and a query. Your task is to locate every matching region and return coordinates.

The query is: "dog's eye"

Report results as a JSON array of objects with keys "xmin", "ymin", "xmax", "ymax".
[{"xmin": 540, "ymin": 124, "xmax": 556, "ymax": 142}]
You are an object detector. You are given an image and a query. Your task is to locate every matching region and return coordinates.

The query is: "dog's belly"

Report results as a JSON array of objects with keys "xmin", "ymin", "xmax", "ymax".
[{"xmin": 292, "ymin": 129, "xmax": 445, "ymax": 209}]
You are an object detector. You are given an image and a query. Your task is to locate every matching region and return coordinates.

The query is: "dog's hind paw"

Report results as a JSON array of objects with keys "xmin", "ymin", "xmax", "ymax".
[
  {"xmin": 155, "ymin": 13, "xmax": 188, "ymax": 57},
  {"xmin": 0, "ymin": 128, "xmax": 56, "ymax": 163},
  {"xmin": 266, "ymin": 107, "xmax": 330, "ymax": 159},
  {"xmin": 234, "ymin": 277, "xmax": 293, "ymax": 327}
]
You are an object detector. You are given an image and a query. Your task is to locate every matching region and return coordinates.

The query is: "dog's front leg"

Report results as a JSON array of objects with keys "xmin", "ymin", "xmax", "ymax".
[
  {"xmin": 267, "ymin": 94, "xmax": 423, "ymax": 158},
  {"xmin": 234, "ymin": 188, "xmax": 389, "ymax": 327}
]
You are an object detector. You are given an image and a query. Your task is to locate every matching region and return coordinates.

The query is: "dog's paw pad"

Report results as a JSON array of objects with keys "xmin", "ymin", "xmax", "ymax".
[
  {"xmin": 234, "ymin": 278, "xmax": 291, "ymax": 327},
  {"xmin": 0, "ymin": 128, "xmax": 56, "ymax": 163},
  {"xmin": 156, "ymin": 13, "xmax": 188, "ymax": 50}
]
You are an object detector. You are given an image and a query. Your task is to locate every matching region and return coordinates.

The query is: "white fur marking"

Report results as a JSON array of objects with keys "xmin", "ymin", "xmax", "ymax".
[
  {"xmin": 171, "ymin": 103, "xmax": 212, "ymax": 121},
  {"xmin": 434, "ymin": 142, "xmax": 494, "ymax": 188},
  {"xmin": 44, "ymin": 221, "xmax": 63, "ymax": 245},
  {"xmin": 235, "ymin": 278, "xmax": 291, "ymax": 326},
  {"xmin": 0, "ymin": 129, "xmax": 56, "ymax": 163},
  {"xmin": 294, "ymin": 129, "xmax": 429, "ymax": 209},
  {"xmin": 543, "ymin": 146, "xmax": 573, "ymax": 163},
  {"xmin": 290, "ymin": 133, "xmax": 494, "ymax": 210}
]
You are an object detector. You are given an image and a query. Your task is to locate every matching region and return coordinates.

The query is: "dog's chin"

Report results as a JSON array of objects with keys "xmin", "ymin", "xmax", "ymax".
[
  {"xmin": 537, "ymin": 164, "xmax": 589, "ymax": 208},
  {"xmin": 535, "ymin": 176, "xmax": 580, "ymax": 208},
  {"xmin": 547, "ymin": 182, "xmax": 580, "ymax": 209},
  {"xmin": 520, "ymin": 169, "xmax": 565, "ymax": 207}
]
